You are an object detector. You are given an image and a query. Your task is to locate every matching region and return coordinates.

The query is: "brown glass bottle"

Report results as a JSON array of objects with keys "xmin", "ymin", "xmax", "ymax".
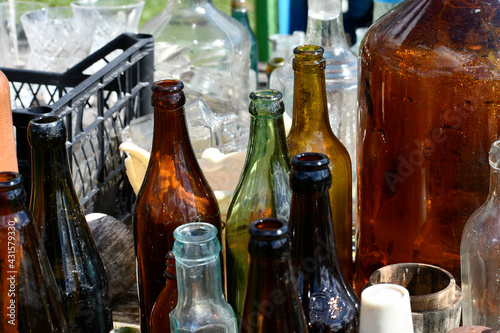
[
  {"xmin": 289, "ymin": 153, "xmax": 359, "ymax": 332},
  {"xmin": 356, "ymin": 0, "xmax": 500, "ymax": 291},
  {"xmin": 240, "ymin": 218, "xmax": 308, "ymax": 333},
  {"xmin": 133, "ymin": 79, "xmax": 222, "ymax": 333},
  {"xmin": 150, "ymin": 251, "xmax": 178, "ymax": 333},
  {"xmin": 287, "ymin": 45, "xmax": 353, "ymax": 285},
  {"xmin": 0, "ymin": 172, "xmax": 68, "ymax": 333}
]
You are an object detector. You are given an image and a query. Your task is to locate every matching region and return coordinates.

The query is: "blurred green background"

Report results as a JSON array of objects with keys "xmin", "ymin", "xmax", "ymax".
[{"xmin": 28, "ymin": 0, "xmax": 255, "ymax": 28}]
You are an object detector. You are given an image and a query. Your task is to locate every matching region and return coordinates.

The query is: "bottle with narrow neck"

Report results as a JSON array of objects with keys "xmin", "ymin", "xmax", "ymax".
[
  {"xmin": 231, "ymin": 0, "xmax": 258, "ymax": 90},
  {"xmin": 151, "ymin": 251, "xmax": 178, "ymax": 333},
  {"xmin": 289, "ymin": 152, "xmax": 359, "ymax": 332},
  {"xmin": 170, "ymin": 222, "xmax": 237, "ymax": 332},
  {"xmin": 225, "ymin": 89, "xmax": 292, "ymax": 321},
  {"xmin": 269, "ymin": 0, "xmax": 358, "ymax": 180},
  {"xmin": 240, "ymin": 218, "xmax": 308, "ymax": 333},
  {"xmin": 461, "ymin": 140, "xmax": 500, "ymax": 330},
  {"xmin": 356, "ymin": 0, "xmax": 500, "ymax": 292},
  {"xmin": 0, "ymin": 172, "xmax": 68, "ymax": 333},
  {"xmin": 28, "ymin": 116, "xmax": 113, "ymax": 333},
  {"xmin": 287, "ymin": 45, "xmax": 353, "ymax": 286},
  {"xmin": 133, "ymin": 79, "xmax": 221, "ymax": 333}
]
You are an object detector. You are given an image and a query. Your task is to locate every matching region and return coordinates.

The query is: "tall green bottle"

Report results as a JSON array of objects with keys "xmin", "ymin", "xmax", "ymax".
[
  {"xmin": 28, "ymin": 116, "xmax": 113, "ymax": 333},
  {"xmin": 225, "ymin": 89, "xmax": 292, "ymax": 321},
  {"xmin": 231, "ymin": 0, "xmax": 258, "ymax": 90}
]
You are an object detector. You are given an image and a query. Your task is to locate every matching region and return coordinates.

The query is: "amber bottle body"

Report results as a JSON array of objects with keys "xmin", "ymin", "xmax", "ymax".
[
  {"xmin": 356, "ymin": 0, "xmax": 500, "ymax": 290},
  {"xmin": 133, "ymin": 80, "xmax": 221, "ymax": 333},
  {"xmin": 150, "ymin": 251, "xmax": 178, "ymax": 333}
]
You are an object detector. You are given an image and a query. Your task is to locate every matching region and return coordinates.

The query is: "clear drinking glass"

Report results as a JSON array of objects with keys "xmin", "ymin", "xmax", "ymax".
[
  {"xmin": 0, "ymin": 1, "xmax": 48, "ymax": 68},
  {"xmin": 21, "ymin": 6, "xmax": 98, "ymax": 72},
  {"xmin": 71, "ymin": 0, "xmax": 144, "ymax": 52}
]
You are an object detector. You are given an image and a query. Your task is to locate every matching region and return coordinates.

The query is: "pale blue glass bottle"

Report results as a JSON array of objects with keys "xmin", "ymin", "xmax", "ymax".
[{"xmin": 170, "ymin": 222, "xmax": 237, "ymax": 333}]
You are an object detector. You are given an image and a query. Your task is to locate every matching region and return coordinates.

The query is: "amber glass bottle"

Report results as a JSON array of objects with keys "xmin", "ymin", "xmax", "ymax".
[
  {"xmin": 287, "ymin": 45, "xmax": 353, "ymax": 285},
  {"xmin": 289, "ymin": 153, "xmax": 359, "ymax": 332},
  {"xmin": 225, "ymin": 89, "xmax": 292, "ymax": 321},
  {"xmin": 150, "ymin": 251, "xmax": 178, "ymax": 333},
  {"xmin": 356, "ymin": 0, "xmax": 500, "ymax": 291},
  {"xmin": 240, "ymin": 218, "xmax": 308, "ymax": 333},
  {"xmin": 28, "ymin": 116, "xmax": 113, "ymax": 333},
  {"xmin": 133, "ymin": 79, "xmax": 222, "ymax": 333},
  {"xmin": 0, "ymin": 172, "xmax": 68, "ymax": 333}
]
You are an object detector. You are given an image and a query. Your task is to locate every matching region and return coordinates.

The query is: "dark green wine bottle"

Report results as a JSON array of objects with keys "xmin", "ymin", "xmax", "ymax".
[{"xmin": 28, "ymin": 116, "xmax": 113, "ymax": 333}]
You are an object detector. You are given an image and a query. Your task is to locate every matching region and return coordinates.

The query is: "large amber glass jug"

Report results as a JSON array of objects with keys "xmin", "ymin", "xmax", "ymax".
[{"xmin": 356, "ymin": 0, "xmax": 500, "ymax": 291}]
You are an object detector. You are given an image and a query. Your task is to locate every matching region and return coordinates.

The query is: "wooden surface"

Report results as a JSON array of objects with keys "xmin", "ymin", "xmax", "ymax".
[{"xmin": 112, "ymin": 282, "xmax": 140, "ymax": 328}]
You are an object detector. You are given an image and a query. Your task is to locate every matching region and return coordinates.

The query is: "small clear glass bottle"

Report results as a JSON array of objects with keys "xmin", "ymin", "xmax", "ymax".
[
  {"xmin": 170, "ymin": 222, "xmax": 237, "ymax": 333},
  {"xmin": 461, "ymin": 140, "xmax": 500, "ymax": 330}
]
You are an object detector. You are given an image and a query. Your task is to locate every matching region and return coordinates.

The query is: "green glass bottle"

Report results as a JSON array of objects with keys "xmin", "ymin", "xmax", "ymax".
[
  {"xmin": 287, "ymin": 45, "xmax": 353, "ymax": 286},
  {"xmin": 231, "ymin": 0, "xmax": 259, "ymax": 90},
  {"xmin": 28, "ymin": 116, "xmax": 113, "ymax": 333},
  {"xmin": 225, "ymin": 89, "xmax": 292, "ymax": 321}
]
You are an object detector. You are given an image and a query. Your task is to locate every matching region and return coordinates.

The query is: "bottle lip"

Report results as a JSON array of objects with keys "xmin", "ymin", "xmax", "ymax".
[
  {"xmin": 291, "ymin": 152, "xmax": 330, "ymax": 169},
  {"xmin": 174, "ymin": 222, "xmax": 218, "ymax": 243},
  {"xmin": 151, "ymin": 79, "xmax": 186, "ymax": 109},
  {"xmin": 249, "ymin": 218, "xmax": 288, "ymax": 239},
  {"xmin": 0, "ymin": 172, "xmax": 22, "ymax": 189},
  {"xmin": 249, "ymin": 89, "xmax": 283, "ymax": 102},
  {"xmin": 490, "ymin": 140, "xmax": 500, "ymax": 170},
  {"xmin": 28, "ymin": 116, "xmax": 67, "ymax": 147}
]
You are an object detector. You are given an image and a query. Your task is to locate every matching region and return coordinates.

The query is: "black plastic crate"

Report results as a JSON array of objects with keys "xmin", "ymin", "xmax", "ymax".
[{"xmin": 2, "ymin": 33, "xmax": 154, "ymax": 222}]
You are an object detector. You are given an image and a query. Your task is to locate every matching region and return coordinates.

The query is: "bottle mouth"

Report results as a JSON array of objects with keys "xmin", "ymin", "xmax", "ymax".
[
  {"xmin": 28, "ymin": 116, "xmax": 67, "ymax": 147},
  {"xmin": 174, "ymin": 222, "xmax": 217, "ymax": 243},
  {"xmin": 291, "ymin": 152, "xmax": 330, "ymax": 170},
  {"xmin": 249, "ymin": 218, "xmax": 288, "ymax": 240},
  {"xmin": 0, "ymin": 172, "xmax": 22, "ymax": 189},
  {"xmin": 293, "ymin": 44, "xmax": 325, "ymax": 66},
  {"xmin": 151, "ymin": 79, "xmax": 186, "ymax": 108}
]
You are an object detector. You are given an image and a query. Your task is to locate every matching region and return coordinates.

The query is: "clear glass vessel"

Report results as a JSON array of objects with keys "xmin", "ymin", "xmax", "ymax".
[
  {"xmin": 461, "ymin": 140, "xmax": 500, "ymax": 330},
  {"xmin": 269, "ymin": 0, "xmax": 358, "ymax": 178},
  {"xmin": 140, "ymin": 0, "xmax": 252, "ymax": 152},
  {"xmin": 170, "ymin": 222, "xmax": 237, "ymax": 333}
]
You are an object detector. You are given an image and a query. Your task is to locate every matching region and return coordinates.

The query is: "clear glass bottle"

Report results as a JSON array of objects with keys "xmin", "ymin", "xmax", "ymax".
[
  {"xmin": 269, "ymin": 0, "xmax": 358, "ymax": 179},
  {"xmin": 461, "ymin": 140, "xmax": 500, "ymax": 330},
  {"xmin": 225, "ymin": 89, "xmax": 292, "ymax": 320},
  {"xmin": 286, "ymin": 45, "xmax": 353, "ymax": 286},
  {"xmin": 240, "ymin": 218, "xmax": 308, "ymax": 333},
  {"xmin": 150, "ymin": 251, "xmax": 178, "ymax": 333},
  {"xmin": 170, "ymin": 222, "xmax": 237, "ymax": 333},
  {"xmin": 133, "ymin": 79, "xmax": 222, "ymax": 333},
  {"xmin": 0, "ymin": 171, "xmax": 68, "ymax": 332},
  {"xmin": 289, "ymin": 152, "xmax": 359, "ymax": 332},
  {"xmin": 231, "ymin": 0, "xmax": 258, "ymax": 91},
  {"xmin": 140, "ymin": 0, "xmax": 252, "ymax": 152},
  {"xmin": 356, "ymin": 0, "xmax": 500, "ymax": 292},
  {"xmin": 28, "ymin": 116, "xmax": 113, "ymax": 333}
]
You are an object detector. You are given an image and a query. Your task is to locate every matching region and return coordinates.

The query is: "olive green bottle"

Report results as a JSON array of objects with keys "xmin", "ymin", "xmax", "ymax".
[{"xmin": 225, "ymin": 89, "xmax": 292, "ymax": 321}]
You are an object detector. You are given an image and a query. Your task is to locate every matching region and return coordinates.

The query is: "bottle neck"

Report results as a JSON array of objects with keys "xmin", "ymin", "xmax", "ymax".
[
  {"xmin": 245, "ymin": 113, "xmax": 289, "ymax": 165},
  {"xmin": 176, "ymin": 255, "xmax": 225, "ymax": 303},
  {"xmin": 31, "ymin": 142, "xmax": 74, "ymax": 191},
  {"xmin": 151, "ymin": 106, "xmax": 194, "ymax": 158},
  {"xmin": 291, "ymin": 62, "xmax": 331, "ymax": 133},
  {"xmin": 290, "ymin": 189, "xmax": 340, "ymax": 270},
  {"xmin": 488, "ymin": 168, "xmax": 500, "ymax": 201},
  {"xmin": 305, "ymin": 0, "xmax": 349, "ymax": 49}
]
